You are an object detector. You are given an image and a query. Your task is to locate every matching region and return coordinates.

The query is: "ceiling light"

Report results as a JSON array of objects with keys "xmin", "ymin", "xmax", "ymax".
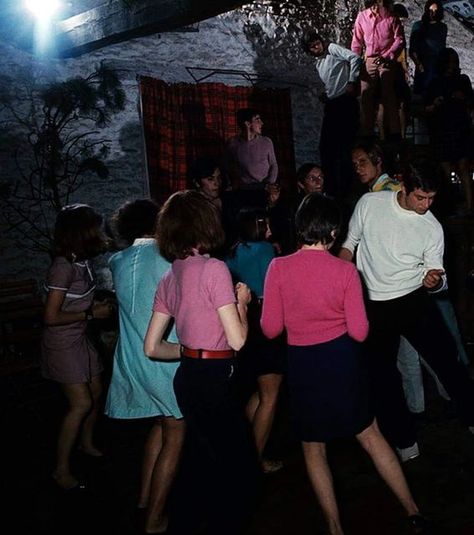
[{"xmin": 25, "ymin": 0, "xmax": 61, "ymax": 20}]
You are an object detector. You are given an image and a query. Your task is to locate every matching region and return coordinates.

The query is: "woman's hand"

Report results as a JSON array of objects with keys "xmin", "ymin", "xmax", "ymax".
[{"xmin": 235, "ymin": 282, "xmax": 251, "ymax": 306}]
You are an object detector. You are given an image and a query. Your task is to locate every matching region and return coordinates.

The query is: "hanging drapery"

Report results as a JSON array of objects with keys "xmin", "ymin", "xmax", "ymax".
[{"xmin": 139, "ymin": 76, "xmax": 295, "ymax": 203}]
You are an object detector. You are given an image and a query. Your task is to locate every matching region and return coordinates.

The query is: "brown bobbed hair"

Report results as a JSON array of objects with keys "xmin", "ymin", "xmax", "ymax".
[
  {"xmin": 156, "ymin": 190, "xmax": 225, "ymax": 262},
  {"xmin": 112, "ymin": 199, "xmax": 159, "ymax": 247},
  {"xmin": 53, "ymin": 204, "xmax": 105, "ymax": 261}
]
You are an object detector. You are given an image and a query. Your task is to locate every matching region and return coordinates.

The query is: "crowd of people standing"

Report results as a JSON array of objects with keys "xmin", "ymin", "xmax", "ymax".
[{"xmin": 39, "ymin": 1, "xmax": 473, "ymax": 534}]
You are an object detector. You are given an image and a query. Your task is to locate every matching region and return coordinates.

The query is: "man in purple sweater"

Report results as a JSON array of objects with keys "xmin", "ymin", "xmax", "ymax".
[
  {"xmin": 226, "ymin": 108, "xmax": 278, "ymax": 190},
  {"xmin": 224, "ymin": 108, "xmax": 279, "ymax": 228}
]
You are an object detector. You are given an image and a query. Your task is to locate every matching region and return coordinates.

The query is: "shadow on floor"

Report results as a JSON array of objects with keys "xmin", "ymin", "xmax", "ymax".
[{"xmin": 3, "ymin": 367, "xmax": 474, "ymax": 535}]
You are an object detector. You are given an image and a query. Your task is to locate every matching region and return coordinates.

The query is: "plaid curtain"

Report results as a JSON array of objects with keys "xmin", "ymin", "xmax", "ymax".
[{"xmin": 139, "ymin": 76, "xmax": 296, "ymax": 203}]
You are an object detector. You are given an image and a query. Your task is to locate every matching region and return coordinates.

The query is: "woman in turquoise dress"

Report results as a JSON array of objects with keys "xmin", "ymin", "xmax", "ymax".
[
  {"xmin": 104, "ymin": 199, "xmax": 184, "ymax": 534},
  {"xmin": 226, "ymin": 207, "xmax": 284, "ymax": 473}
]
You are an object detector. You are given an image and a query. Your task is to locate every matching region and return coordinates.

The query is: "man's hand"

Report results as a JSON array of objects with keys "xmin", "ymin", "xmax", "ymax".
[
  {"xmin": 374, "ymin": 56, "xmax": 390, "ymax": 68},
  {"xmin": 339, "ymin": 248, "xmax": 354, "ymax": 263},
  {"xmin": 423, "ymin": 269, "xmax": 445, "ymax": 290}
]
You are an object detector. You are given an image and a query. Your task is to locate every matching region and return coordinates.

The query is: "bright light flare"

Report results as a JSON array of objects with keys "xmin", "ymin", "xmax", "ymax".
[{"xmin": 25, "ymin": 0, "xmax": 61, "ymax": 20}]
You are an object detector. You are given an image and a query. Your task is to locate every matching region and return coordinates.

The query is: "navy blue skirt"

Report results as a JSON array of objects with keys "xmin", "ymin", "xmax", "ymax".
[{"xmin": 287, "ymin": 334, "xmax": 373, "ymax": 442}]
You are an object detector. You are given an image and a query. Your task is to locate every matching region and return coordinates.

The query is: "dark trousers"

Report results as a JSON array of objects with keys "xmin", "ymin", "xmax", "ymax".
[
  {"xmin": 366, "ymin": 288, "xmax": 474, "ymax": 449},
  {"xmin": 168, "ymin": 357, "xmax": 260, "ymax": 535},
  {"xmin": 319, "ymin": 93, "xmax": 359, "ymax": 199}
]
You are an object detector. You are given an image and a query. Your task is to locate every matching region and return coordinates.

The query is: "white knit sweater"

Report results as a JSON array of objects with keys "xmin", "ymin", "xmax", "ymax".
[{"xmin": 342, "ymin": 191, "xmax": 446, "ymax": 301}]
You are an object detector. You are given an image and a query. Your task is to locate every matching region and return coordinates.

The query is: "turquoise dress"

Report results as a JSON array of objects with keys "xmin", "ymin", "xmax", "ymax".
[
  {"xmin": 104, "ymin": 238, "xmax": 181, "ymax": 419},
  {"xmin": 225, "ymin": 241, "xmax": 275, "ymax": 297}
]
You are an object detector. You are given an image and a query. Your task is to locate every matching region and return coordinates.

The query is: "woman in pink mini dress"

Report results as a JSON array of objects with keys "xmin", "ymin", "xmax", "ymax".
[{"xmin": 42, "ymin": 204, "xmax": 111, "ymax": 490}]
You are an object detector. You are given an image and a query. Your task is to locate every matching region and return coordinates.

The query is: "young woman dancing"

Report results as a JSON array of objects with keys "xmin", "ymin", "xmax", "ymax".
[
  {"xmin": 261, "ymin": 193, "xmax": 429, "ymax": 535},
  {"xmin": 42, "ymin": 204, "xmax": 111, "ymax": 490},
  {"xmin": 144, "ymin": 191, "xmax": 259, "ymax": 535}
]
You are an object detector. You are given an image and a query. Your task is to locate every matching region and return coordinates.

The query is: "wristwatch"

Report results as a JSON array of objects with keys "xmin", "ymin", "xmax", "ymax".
[{"xmin": 85, "ymin": 307, "xmax": 94, "ymax": 321}]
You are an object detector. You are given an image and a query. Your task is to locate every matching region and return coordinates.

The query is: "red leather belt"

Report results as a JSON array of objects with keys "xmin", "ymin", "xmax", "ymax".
[{"xmin": 180, "ymin": 346, "xmax": 235, "ymax": 360}]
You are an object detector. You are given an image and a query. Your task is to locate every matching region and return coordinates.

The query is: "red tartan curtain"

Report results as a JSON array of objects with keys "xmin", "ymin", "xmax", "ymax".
[{"xmin": 139, "ymin": 76, "xmax": 296, "ymax": 203}]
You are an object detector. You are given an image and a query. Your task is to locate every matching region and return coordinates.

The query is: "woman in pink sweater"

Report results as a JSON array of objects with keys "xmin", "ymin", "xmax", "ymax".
[{"xmin": 261, "ymin": 193, "xmax": 427, "ymax": 535}]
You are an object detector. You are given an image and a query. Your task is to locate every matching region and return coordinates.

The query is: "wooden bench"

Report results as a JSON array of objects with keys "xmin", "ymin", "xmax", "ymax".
[{"xmin": 0, "ymin": 278, "xmax": 43, "ymax": 375}]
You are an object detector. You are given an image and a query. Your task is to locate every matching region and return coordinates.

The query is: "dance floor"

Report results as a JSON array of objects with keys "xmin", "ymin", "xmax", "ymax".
[{"xmin": 3, "ymin": 361, "xmax": 474, "ymax": 535}]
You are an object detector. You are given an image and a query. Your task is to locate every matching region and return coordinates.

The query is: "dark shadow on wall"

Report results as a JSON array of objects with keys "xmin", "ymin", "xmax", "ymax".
[
  {"xmin": 106, "ymin": 121, "xmax": 149, "ymax": 200},
  {"xmin": 239, "ymin": 0, "xmax": 364, "ymax": 185}
]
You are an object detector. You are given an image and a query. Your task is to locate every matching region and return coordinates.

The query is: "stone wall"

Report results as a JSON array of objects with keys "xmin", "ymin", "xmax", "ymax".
[{"xmin": 1, "ymin": 0, "xmax": 473, "ymax": 283}]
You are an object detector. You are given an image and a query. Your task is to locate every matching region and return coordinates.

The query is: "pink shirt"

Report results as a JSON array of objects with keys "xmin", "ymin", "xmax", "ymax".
[
  {"xmin": 153, "ymin": 254, "xmax": 236, "ymax": 350},
  {"xmin": 351, "ymin": 6, "xmax": 404, "ymax": 61},
  {"xmin": 261, "ymin": 249, "xmax": 369, "ymax": 346}
]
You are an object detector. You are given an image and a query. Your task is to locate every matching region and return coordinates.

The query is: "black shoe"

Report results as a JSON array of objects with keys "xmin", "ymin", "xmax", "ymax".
[{"xmin": 408, "ymin": 514, "xmax": 431, "ymax": 534}]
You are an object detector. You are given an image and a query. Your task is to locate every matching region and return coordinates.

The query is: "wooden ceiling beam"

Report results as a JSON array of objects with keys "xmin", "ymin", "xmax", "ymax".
[{"xmin": 55, "ymin": 0, "xmax": 247, "ymax": 57}]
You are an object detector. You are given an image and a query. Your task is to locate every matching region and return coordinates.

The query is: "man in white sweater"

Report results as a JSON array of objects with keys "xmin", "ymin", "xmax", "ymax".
[{"xmin": 340, "ymin": 160, "xmax": 474, "ymax": 460}]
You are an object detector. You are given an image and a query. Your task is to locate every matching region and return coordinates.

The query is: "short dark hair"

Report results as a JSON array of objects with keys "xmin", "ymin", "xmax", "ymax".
[
  {"xmin": 403, "ymin": 160, "xmax": 441, "ymax": 194},
  {"xmin": 422, "ymin": 0, "xmax": 444, "ymax": 24},
  {"xmin": 156, "ymin": 190, "xmax": 225, "ymax": 262},
  {"xmin": 301, "ymin": 31, "xmax": 325, "ymax": 54},
  {"xmin": 237, "ymin": 207, "xmax": 268, "ymax": 243},
  {"xmin": 295, "ymin": 193, "xmax": 341, "ymax": 246},
  {"xmin": 236, "ymin": 108, "xmax": 259, "ymax": 130},
  {"xmin": 296, "ymin": 162, "xmax": 321, "ymax": 184},
  {"xmin": 189, "ymin": 157, "xmax": 219, "ymax": 186},
  {"xmin": 352, "ymin": 139, "xmax": 384, "ymax": 166},
  {"xmin": 53, "ymin": 204, "xmax": 105, "ymax": 261},
  {"xmin": 393, "ymin": 3, "xmax": 408, "ymax": 18},
  {"xmin": 112, "ymin": 199, "xmax": 159, "ymax": 246}
]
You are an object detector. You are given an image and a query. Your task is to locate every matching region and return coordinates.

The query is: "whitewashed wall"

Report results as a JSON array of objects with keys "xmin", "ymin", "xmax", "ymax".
[{"xmin": 1, "ymin": 0, "xmax": 473, "ymax": 282}]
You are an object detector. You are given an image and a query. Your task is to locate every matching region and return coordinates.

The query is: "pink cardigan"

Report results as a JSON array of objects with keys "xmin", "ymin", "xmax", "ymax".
[{"xmin": 261, "ymin": 249, "xmax": 369, "ymax": 346}]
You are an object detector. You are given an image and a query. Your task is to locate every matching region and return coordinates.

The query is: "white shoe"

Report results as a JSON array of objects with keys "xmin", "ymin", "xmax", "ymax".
[
  {"xmin": 396, "ymin": 442, "xmax": 420, "ymax": 462},
  {"xmin": 469, "ymin": 426, "xmax": 474, "ymax": 435}
]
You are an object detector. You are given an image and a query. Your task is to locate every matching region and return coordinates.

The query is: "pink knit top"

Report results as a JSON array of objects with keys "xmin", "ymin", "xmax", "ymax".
[{"xmin": 261, "ymin": 249, "xmax": 369, "ymax": 346}]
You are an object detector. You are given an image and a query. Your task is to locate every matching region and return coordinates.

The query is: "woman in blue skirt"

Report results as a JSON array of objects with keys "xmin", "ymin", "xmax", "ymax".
[{"xmin": 261, "ymin": 193, "xmax": 428, "ymax": 535}]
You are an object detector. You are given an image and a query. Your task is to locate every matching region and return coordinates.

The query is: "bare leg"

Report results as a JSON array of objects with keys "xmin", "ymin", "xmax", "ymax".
[
  {"xmin": 79, "ymin": 374, "xmax": 103, "ymax": 456},
  {"xmin": 356, "ymin": 420, "xmax": 419, "ymax": 516},
  {"xmin": 54, "ymin": 382, "xmax": 93, "ymax": 489},
  {"xmin": 302, "ymin": 441, "xmax": 344, "ymax": 535},
  {"xmin": 246, "ymin": 373, "xmax": 282, "ymax": 464},
  {"xmin": 145, "ymin": 417, "xmax": 185, "ymax": 534},
  {"xmin": 379, "ymin": 63, "xmax": 400, "ymax": 136},
  {"xmin": 360, "ymin": 59, "xmax": 377, "ymax": 137},
  {"xmin": 138, "ymin": 420, "xmax": 163, "ymax": 509}
]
